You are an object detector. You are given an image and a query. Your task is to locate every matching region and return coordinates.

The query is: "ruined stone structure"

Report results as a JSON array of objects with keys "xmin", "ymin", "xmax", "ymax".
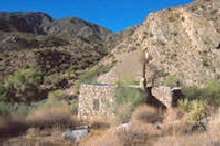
[
  {"xmin": 78, "ymin": 84, "xmax": 115, "ymax": 120},
  {"xmin": 151, "ymin": 86, "xmax": 183, "ymax": 108},
  {"xmin": 78, "ymin": 84, "xmax": 182, "ymax": 119}
]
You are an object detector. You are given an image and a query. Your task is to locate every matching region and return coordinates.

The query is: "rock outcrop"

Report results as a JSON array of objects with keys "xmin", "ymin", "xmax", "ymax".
[{"xmin": 0, "ymin": 12, "xmax": 52, "ymax": 34}]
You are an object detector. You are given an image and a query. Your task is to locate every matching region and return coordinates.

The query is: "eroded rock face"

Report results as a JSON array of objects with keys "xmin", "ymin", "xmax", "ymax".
[
  {"xmin": 133, "ymin": 0, "xmax": 220, "ymax": 86},
  {"xmin": 98, "ymin": 0, "xmax": 220, "ymax": 87},
  {"xmin": 0, "ymin": 12, "xmax": 52, "ymax": 34}
]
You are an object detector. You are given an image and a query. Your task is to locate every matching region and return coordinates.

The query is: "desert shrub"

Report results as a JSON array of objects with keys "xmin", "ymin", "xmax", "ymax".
[
  {"xmin": 163, "ymin": 75, "xmax": 179, "ymax": 87},
  {"xmin": 132, "ymin": 106, "xmax": 162, "ymax": 123},
  {"xmin": 3, "ymin": 67, "xmax": 43, "ymax": 102},
  {"xmin": 0, "ymin": 102, "xmax": 32, "ymax": 117},
  {"xmin": 48, "ymin": 89, "xmax": 66, "ymax": 100},
  {"xmin": 27, "ymin": 98, "xmax": 76, "ymax": 129},
  {"xmin": 115, "ymin": 87, "xmax": 145, "ymax": 108},
  {"xmin": 183, "ymin": 80, "xmax": 220, "ymax": 106},
  {"xmin": 0, "ymin": 84, "xmax": 7, "ymax": 101},
  {"xmin": 65, "ymin": 66, "xmax": 77, "ymax": 80},
  {"xmin": 13, "ymin": 104, "xmax": 31, "ymax": 117},
  {"xmin": 79, "ymin": 65, "xmax": 111, "ymax": 84},
  {"xmin": 4, "ymin": 67, "xmax": 42, "ymax": 90},
  {"xmin": 178, "ymin": 99, "xmax": 208, "ymax": 122},
  {"xmin": 178, "ymin": 99, "xmax": 191, "ymax": 112},
  {"xmin": 44, "ymin": 73, "xmax": 69, "ymax": 89},
  {"xmin": 70, "ymin": 99, "xmax": 78, "ymax": 114},
  {"xmin": 204, "ymin": 80, "xmax": 220, "ymax": 105},
  {"xmin": 114, "ymin": 86, "xmax": 145, "ymax": 123},
  {"xmin": 182, "ymin": 86, "xmax": 203, "ymax": 100},
  {"xmin": 0, "ymin": 102, "xmax": 11, "ymax": 116},
  {"xmin": 188, "ymin": 99, "xmax": 208, "ymax": 122}
]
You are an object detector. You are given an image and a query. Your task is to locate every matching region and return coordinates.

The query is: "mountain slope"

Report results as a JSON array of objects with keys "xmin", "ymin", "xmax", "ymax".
[
  {"xmin": 98, "ymin": 0, "xmax": 220, "ymax": 87},
  {"xmin": 0, "ymin": 12, "xmax": 112, "ymax": 90}
]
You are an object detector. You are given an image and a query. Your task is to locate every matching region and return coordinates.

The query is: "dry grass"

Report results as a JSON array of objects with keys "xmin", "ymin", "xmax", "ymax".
[
  {"xmin": 2, "ymin": 136, "xmax": 77, "ymax": 146},
  {"xmin": 153, "ymin": 133, "xmax": 218, "ymax": 146},
  {"xmin": 154, "ymin": 119, "xmax": 220, "ymax": 146},
  {"xmin": 2, "ymin": 104, "xmax": 220, "ymax": 146},
  {"xmin": 0, "ymin": 116, "xmax": 28, "ymax": 138},
  {"xmin": 89, "ymin": 119, "xmax": 111, "ymax": 130},
  {"xmin": 83, "ymin": 123, "xmax": 160, "ymax": 146},
  {"xmin": 132, "ymin": 106, "xmax": 163, "ymax": 123},
  {"xmin": 153, "ymin": 109, "xmax": 220, "ymax": 146},
  {"xmin": 82, "ymin": 129, "xmax": 122, "ymax": 146},
  {"xmin": 83, "ymin": 106, "xmax": 164, "ymax": 146},
  {"xmin": 161, "ymin": 108, "xmax": 191, "ymax": 136},
  {"xmin": 0, "ymin": 99, "xmax": 80, "ymax": 140},
  {"xmin": 82, "ymin": 106, "xmax": 220, "ymax": 146},
  {"xmin": 26, "ymin": 100, "xmax": 78, "ymax": 129}
]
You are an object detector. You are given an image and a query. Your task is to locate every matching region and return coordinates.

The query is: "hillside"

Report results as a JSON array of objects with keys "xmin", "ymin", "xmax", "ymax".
[
  {"xmin": 98, "ymin": 0, "xmax": 220, "ymax": 87},
  {"xmin": 0, "ymin": 0, "xmax": 219, "ymax": 101},
  {"xmin": 1, "ymin": 0, "xmax": 220, "ymax": 145},
  {"xmin": 0, "ymin": 12, "xmax": 112, "ymax": 90}
]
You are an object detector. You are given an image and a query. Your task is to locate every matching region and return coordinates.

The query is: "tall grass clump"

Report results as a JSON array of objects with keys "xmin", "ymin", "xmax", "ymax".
[
  {"xmin": 27, "ymin": 98, "xmax": 77, "ymax": 129},
  {"xmin": 178, "ymin": 99, "xmax": 208, "ymax": 122}
]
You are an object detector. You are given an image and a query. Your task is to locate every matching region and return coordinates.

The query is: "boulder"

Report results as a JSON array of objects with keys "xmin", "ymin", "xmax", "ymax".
[{"xmin": 62, "ymin": 128, "xmax": 89, "ymax": 142}]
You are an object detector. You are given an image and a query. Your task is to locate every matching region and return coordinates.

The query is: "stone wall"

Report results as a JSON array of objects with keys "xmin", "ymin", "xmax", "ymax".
[
  {"xmin": 78, "ymin": 84, "xmax": 182, "ymax": 120},
  {"xmin": 152, "ymin": 86, "xmax": 183, "ymax": 108},
  {"xmin": 78, "ymin": 84, "xmax": 115, "ymax": 120},
  {"xmin": 152, "ymin": 86, "xmax": 173, "ymax": 108}
]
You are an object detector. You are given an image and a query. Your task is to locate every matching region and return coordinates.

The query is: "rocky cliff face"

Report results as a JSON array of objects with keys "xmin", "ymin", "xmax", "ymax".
[
  {"xmin": 0, "ymin": 12, "xmax": 52, "ymax": 34},
  {"xmin": 0, "ymin": 12, "xmax": 111, "ymax": 50},
  {"xmin": 99, "ymin": 0, "xmax": 220, "ymax": 87},
  {"xmin": 0, "ymin": 12, "xmax": 110, "ymax": 38}
]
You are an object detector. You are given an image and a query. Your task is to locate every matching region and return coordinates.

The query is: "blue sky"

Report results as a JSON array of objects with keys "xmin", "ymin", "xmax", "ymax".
[{"xmin": 0, "ymin": 0, "xmax": 192, "ymax": 32}]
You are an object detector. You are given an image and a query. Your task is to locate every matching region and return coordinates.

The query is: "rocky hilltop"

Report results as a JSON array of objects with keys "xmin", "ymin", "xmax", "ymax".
[
  {"xmin": 99, "ymin": 0, "xmax": 220, "ymax": 87},
  {"xmin": 0, "ymin": 12, "xmax": 52, "ymax": 34},
  {"xmin": 0, "ymin": 12, "xmax": 110, "ymax": 37}
]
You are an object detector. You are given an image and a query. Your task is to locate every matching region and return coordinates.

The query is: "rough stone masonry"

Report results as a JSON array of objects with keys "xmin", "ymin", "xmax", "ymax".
[
  {"xmin": 78, "ymin": 84, "xmax": 182, "ymax": 120},
  {"xmin": 78, "ymin": 84, "xmax": 115, "ymax": 120}
]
